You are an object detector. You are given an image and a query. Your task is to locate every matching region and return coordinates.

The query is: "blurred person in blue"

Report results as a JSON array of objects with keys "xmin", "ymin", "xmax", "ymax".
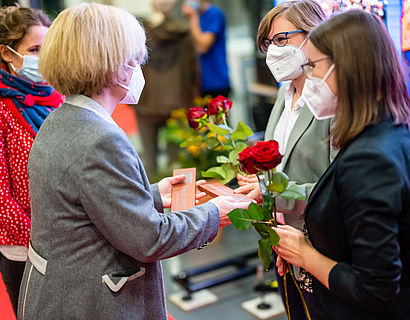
[{"xmin": 182, "ymin": 0, "xmax": 230, "ymax": 98}]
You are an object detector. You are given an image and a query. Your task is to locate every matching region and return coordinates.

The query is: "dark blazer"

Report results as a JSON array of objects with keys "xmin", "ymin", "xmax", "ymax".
[{"xmin": 304, "ymin": 120, "xmax": 410, "ymax": 319}]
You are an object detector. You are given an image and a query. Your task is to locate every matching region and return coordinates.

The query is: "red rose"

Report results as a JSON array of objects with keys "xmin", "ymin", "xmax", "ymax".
[
  {"xmin": 207, "ymin": 95, "xmax": 233, "ymax": 116},
  {"xmin": 187, "ymin": 107, "xmax": 207, "ymax": 129},
  {"xmin": 238, "ymin": 146, "xmax": 258, "ymax": 174},
  {"xmin": 251, "ymin": 140, "xmax": 282, "ymax": 171}
]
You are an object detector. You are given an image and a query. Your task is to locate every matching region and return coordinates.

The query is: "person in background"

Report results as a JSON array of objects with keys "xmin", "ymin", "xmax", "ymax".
[
  {"xmin": 274, "ymin": 9, "xmax": 410, "ymax": 319},
  {"xmin": 182, "ymin": 0, "xmax": 230, "ymax": 98},
  {"xmin": 17, "ymin": 3, "xmax": 251, "ymax": 319},
  {"xmin": 234, "ymin": 1, "xmax": 333, "ymax": 318},
  {"xmin": 0, "ymin": 5, "xmax": 63, "ymax": 316},
  {"xmin": 134, "ymin": 0, "xmax": 199, "ymax": 178}
]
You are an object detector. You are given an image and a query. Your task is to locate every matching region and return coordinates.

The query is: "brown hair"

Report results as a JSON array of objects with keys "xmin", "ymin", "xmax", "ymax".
[
  {"xmin": 0, "ymin": 5, "xmax": 51, "ymax": 65},
  {"xmin": 257, "ymin": 0, "xmax": 327, "ymax": 53},
  {"xmin": 310, "ymin": 10, "xmax": 410, "ymax": 149}
]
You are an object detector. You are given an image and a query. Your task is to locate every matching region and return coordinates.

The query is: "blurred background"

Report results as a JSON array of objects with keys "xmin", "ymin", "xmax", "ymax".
[{"xmin": 0, "ymin": 1, "xmax": 407, "ymax": 319}]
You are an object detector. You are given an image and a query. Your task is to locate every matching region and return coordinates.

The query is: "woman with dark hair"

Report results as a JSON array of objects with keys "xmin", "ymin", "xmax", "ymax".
[
  {"xmin": 0, "ymin": 5, "xmax": 63, "ymax": 315},
  {"xmin": 274, "ymin": 9, "xmax": 410, "ymax": 320}
]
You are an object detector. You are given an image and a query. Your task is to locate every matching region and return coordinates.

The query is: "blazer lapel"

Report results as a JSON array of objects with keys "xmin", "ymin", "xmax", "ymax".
[{"xmin": 281, "ymin": 105, "xmax": 314, "ymax": 169}]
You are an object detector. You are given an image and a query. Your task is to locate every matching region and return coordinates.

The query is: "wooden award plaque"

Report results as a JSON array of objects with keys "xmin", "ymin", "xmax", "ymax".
[
  {"xmin": 197, "ymin": 179, "xmax": 252, "ymax": 204},
  {"xmin": 171, "ymin": 168, "xmax": 196, "ymax": 212}
]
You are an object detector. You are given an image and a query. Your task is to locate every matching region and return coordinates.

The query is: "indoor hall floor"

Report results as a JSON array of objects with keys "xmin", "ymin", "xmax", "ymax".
[{"xmin": 162, "ymin": 225, "xmax": 288, "ymax": 320}]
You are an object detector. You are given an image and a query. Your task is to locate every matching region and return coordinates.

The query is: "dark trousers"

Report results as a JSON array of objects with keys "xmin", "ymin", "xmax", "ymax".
[
  {"xmin": 0, "ymin": 253, "xmax": 26, "ymax": 316},
  {"xmin": 273, "ymin": 252, "xmax": 309, "ymax": 320}
]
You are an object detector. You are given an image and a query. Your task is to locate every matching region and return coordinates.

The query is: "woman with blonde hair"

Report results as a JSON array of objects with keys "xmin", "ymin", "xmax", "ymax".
[
  {"xmin": 234, "ymin": 1, "xmax": 333, "ymax": 318},
  {"xmin": 17, "ymin": 3, "xmax": 250, "ymax": 319},
  {"xmin": 0, "ymin": 5, "xmax": 63, "ymax": 316},
  {"xmin": 275, "ymin": 10, "xmax": 410, "ymax": 319}
]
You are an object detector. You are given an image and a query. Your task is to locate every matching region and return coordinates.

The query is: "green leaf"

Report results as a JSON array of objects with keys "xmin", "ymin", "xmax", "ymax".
[
  {"xmin": 254, "ymin": 222, "xmax": 269, "ymax": 238},
  {"xmin": 234, "ymin": 142, "xmax": 248, "ymax": 153},
  {"xmin": 228, "ymin": 208, "xmax": 253, "ymax": 230},
  {"xmin": 231, "ymin": 131, "xmax": 248, "ymax": 141},
  {"xmin": 220, "ymin": 164, "xmax": 237, "ymax": 184},
  {"xmin": 280, "ymin": 183, "xmax": 307, "ymax": 200},
  {"xmin": 208, "ymin": 123, "xmax": 230, "ymax": 136},
  {"xmin": 258, "ymin": 239, "xmax": 272, "ymax": 270},
  {"xmin": 180, "ymin": 135, "xmax": 203, "ymax": 148},
  {"xmin": 206, "ymin": 137, "xmax": 220, "ymax": 149},
  {"xmin": 267, "ymin": 227, "xmax": 280, "ymax": 246},
  {"xmin": 228, "ymin": 150, "xmax": 239, "ymax": 165},
  {"xmin": 222, "ymin": 145, "xmax": 234, "ymax": 151},
  {"xmin": 247, "ymin": 202, "xmax": 265, "ymax": 220},
  {"xmin": 201, "ymin": 166, "xmax": 226, "ymax": 180},
  {"xmin": 216, "ymin": 155, "xmax": 230, "ymax": 163},
  {"xmin": 266, "ymin": 171, "xmax": 289, "ymax": 194}
]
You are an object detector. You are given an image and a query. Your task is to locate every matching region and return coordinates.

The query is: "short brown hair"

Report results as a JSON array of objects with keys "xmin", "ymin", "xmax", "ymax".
[
  {"xmin": 310, "ymin": 10, "xmax": 410, "ymax": 149},
  {"xmin": 39, "ymin": 3, "xmax": 147, "ymax": 97},
  {"xmin": 0, "ymin": 5, "xmax": 51, "ymax": 65},
  {"xmin": 257, "ymin": 0, "xmax": 327, "ymax": 53}
]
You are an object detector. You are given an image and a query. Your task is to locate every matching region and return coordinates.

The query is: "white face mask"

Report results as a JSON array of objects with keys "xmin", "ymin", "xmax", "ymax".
[
  {"xmin": 118, "ymin": 65, "xmax": 145, "ymax": 105},
  {"xmin": 266, "ymin": 38, "xmax": 307, "ymax": 82},
  {"xmin": 7, "ymin": 45, "xmax": 44, "ymax": 83},
  {"xmin": 302, "ymin": 64, "xmax": 337, "ymax": 120}
]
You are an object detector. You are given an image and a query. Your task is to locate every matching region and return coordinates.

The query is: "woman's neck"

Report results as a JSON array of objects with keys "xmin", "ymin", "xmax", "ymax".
[
  {"xmin": 91, "ymin": 89, "xmax": 120, "ymax": 115},
  {"xmin": 291, "ymin": 75, "xmax": 306, "ymax": 110}
]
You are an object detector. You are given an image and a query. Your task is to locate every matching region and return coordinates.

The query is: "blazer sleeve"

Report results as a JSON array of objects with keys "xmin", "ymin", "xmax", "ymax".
[
  {"xmin": 328, "ymin": 149, "xmax": 402, "ymax": 312},
  {"xmin": 78, "ymin": 129, "xmax": 219, "ymax": 263}
]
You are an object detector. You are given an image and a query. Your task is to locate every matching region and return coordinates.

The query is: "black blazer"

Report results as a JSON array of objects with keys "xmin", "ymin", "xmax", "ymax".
[{"xmin": 304, "ymin": 121, "xmax": 410, "ymax": 320}]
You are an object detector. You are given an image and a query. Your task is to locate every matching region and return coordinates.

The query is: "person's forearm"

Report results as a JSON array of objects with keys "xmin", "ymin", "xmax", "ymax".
[
  {"xmin": 303, "ymin": 246, "xmax": 337, "ymax": 289},
  {"xmin": 189, "ymin": 15, "xmax": 212, "ymax": 54}
]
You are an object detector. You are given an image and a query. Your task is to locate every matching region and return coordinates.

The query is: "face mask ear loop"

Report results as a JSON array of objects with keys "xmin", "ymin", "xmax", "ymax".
[
  {"xmin": 321, "ymin": 64, "xmax": 335, "ymax": 85},
  {"xmin": 6, "ymin": 45, "xmax": 24, "ymax": 59},
  {"xmin": 298, "ymin": 37, "xmax": 308, "ymax": 50}
]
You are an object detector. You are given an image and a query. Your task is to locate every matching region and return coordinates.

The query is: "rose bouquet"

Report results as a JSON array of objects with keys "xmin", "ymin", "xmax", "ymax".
[
  {"xmin": 183, "ymin": 95, "xmax": 254, "ymax": 184},
  {"xmin": 228, "ymin": 140, "xmax": 310, "ymax": 319}
]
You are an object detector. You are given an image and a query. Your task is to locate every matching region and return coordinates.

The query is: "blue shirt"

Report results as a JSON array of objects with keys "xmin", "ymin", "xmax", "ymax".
[{"xmin": 199, "ymin": 5, "xmax": 230, "ymax": 91}]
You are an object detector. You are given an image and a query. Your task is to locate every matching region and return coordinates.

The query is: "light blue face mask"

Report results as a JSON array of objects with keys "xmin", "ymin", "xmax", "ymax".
[
  {"xmin": 6, "ymin": 45, "xmax": 44, "ymax": 83},
  {"xmin": 186, "ymin": 0, "xmax": 200, "ymax": 10}
]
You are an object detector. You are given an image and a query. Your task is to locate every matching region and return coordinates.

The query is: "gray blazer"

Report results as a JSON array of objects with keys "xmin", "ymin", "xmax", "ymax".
[
  {"xmin": 18, "ymin": 95, "xmax": 219, "ymax": 320},
  {"xmin": 265, "ymin": 84, "xmax": 337, "ymax": 229}
]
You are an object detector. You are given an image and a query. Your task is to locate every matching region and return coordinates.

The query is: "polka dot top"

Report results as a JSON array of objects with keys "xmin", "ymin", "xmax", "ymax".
[{"xmin": 0, "ymin": 99, "xmax": 35, "ymax": 247}]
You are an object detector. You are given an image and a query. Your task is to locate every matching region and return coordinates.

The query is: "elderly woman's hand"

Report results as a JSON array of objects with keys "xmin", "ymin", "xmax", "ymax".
[
  {"xmin": 209, "ymin": 195, "xmax": 253, "ymax": 228},
  {"xmin": 158, "ymin": 175, "xmax": 206, "ymax": 208},
  {"xmin": 273, "ymin": 225, "xmax": 314, "ymax": 270}
]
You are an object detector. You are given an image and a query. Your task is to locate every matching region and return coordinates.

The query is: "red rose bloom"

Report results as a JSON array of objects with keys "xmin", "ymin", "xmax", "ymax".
[
  {"xmin": 207, "ymin": 95, "xmax": 233, "ymax": 116},
  {"xmin": 251, "ymin": 140, "xmax": 282, "ymax": 171},
  {"xmin": 187, "ymin": 107, "xmax": 207, "ymax": 129},
  {"xmin": 238, "ymin": 146, "xmax": 258, "ymax": 174}
]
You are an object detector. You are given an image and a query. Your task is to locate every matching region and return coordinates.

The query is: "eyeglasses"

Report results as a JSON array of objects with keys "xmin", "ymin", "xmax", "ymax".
[
  {"xmin": 301, "ymin": 57, "xmax": 331, "ymax": 79},
  {"xmin": 263, "ymin": 30, "xmax": 304, "ymax": 49}
]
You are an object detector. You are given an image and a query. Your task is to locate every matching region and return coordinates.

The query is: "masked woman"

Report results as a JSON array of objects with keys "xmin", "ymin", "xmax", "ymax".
[
  {"xmin": 0, "ymin": 5, "xmax": 63, "ymax": 315},
  {"xmin": 275, "ymin": 10, "xmax": 410, "ymax": 319},
  {"xmin": 234, "ymin": 1, "xmax": 334, "ymax": 318}
]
